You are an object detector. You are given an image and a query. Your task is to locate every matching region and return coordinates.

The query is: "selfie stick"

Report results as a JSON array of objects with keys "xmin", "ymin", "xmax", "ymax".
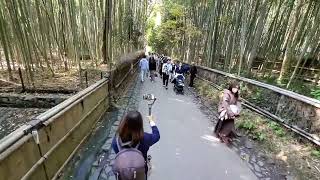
[{"xmin": 148, "ymin": 98, "xmax": 157, "ymax": 116}]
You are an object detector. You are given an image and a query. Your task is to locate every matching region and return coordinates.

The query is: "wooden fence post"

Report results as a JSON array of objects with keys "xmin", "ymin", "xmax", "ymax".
[
  {"xmin": 85, "ymin": 71, "xmax": 88, "ymax": 87},
  {"xmin": 18, "ymin": 68, "xmax": 25, "ymax": 92}
]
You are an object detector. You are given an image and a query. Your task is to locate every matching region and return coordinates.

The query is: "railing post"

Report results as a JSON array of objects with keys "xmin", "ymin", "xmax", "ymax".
[
  {"xmin": 85, "ymin": 71, "xmax": 88, "ymax": 87},
  {"xmin": 18, "ymin": 67, "xmax": 25, "ymax": 92}
]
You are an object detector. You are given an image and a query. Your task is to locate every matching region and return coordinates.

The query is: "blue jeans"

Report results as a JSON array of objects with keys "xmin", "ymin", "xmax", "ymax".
[{"xmin": 141, "ymin": 69, "xmax": 148, "ymax": 82}]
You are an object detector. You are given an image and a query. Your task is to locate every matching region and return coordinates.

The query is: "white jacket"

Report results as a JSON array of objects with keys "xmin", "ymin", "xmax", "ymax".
[{"xmin": 162, "ymin": 63, "xmax": 172, "ymax": 74}]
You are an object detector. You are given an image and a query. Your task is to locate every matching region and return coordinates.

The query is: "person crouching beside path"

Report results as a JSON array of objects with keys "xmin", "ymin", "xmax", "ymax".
[{"xmin": 214, "ymin": 82, "xmax": 241, "ymax": 144}]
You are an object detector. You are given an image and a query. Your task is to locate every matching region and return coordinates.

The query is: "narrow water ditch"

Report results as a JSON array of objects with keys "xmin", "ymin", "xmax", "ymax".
[{"xmin": 59, "ymin": 76, "xmax": 142, "ymax": 180}]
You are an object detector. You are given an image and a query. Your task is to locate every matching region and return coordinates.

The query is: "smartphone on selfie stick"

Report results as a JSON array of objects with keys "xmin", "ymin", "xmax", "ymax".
[{"xmin": 142, "ymin": 94, "xmax": 157, "ymax": 116}]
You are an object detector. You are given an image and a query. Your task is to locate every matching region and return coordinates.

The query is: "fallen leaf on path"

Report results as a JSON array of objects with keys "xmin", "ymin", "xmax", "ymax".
[{"xmin": 276, "ymin": 151, "xmax": 288, "ymax": 162}]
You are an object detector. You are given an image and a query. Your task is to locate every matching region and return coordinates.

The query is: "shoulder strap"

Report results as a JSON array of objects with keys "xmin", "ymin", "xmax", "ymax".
[
  {"xmin": 116, "ymin": 135, "xmax": 140, "ymax": 151},
  {"xmin": 116, "ymin": 135, "xmax": 122, "ymax": 151}
]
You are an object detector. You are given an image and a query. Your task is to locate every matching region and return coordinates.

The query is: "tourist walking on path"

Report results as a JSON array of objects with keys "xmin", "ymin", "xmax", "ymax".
[
  {"xmin": 167, "ymin": 59, "xmax": 173, "ymax": 81},
  {"xmin": 158, "ymin": 56, "xmax": 164, "ymax": 78},
  {"xmin": 162, "ymin": 59, "xmax": 170, "ymax": 89},
  {"xmin": 189, "ymin": 62, "xmax": 197, "ymax": 87},
  {"xmin": 112, "ymin": 111, "xmax": 160, "ymax": 177},
  {"xmin": 155, "ymin": 54, "xmax": 160, "ymax": 72},
  {"xmin": 149, "ymin": 55, "xmax": 157, "ymax": 82},
  {"xmin": 170, "ymin": 60, "xmax": 176, "ymax": 80},
  {"xmin": 214, "ymin": 82, "xmax": 241, "ymax": 144},
  {"xmin": 139, "ymin": 55, "xmax": 149, "ymax": 82},
  {"xmin": 176, "ymin": 62, "xmax": 183, "ymax": 74}
]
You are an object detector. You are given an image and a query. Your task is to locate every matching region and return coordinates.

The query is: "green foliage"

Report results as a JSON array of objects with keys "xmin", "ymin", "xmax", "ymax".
[
  {"xmin": 237, "ymin": 119, "xmax": 266, "ymax": 142},
  {"xmin": 166, "ymin": 3, "xmax": 185, "ymax": 19},
  {"xmin": 268, "ymin": 121, "xmax": 278, "ymax": 129},
  {"xmin": 311, "ymin": 150, "xmax": 320, "ymax": 159},
  {"xmin": 287, "ymin": 81, "xmax": 311, "ymax": 97},
  {"xmin": 311, "ymin": 88, "xmax": 320, "ymax": 100},
  {"xmin": 262, "ymin": 76, "xmax": 278, "ymax": 84},
  {"xmin": 147, "ymin": 18, "xmax": 156, "ymax": 35},
  {"xmin": 238, "ymin": 120, "xmax": 257, "ymax": 131},
  {"xmin": 275, "ymin": 128, "xmax": 286, "ymax": 137},
  {"xmin": 255, "ymin": 132, "xmax": 267, "ymax": 141},
  {"xmin": 247, "ymin": 88, "xmax": 265, "ymax": 104},
  {"xmin": 219, "ymin": 15, "xmax": 233, "ymax": 25},
  {"xmin": 148, "ymin": 1, "xmax": 200, "ymax": 55},
  {"xmin": 268, "ymin": 122, "xmax": 286, "ymax": 137}
]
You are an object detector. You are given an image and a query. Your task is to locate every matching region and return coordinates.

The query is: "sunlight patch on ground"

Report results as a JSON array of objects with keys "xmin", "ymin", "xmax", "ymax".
[
  {"xmin": 175, "ymin": 148, "xmax": 181, "ymax": 157},
  {"xmin": 201, "ymin": 134, "xmax": 220, "ymax": 146},
  {"xmin": 168, "ymin": 98, "xmax": 185, "ymax": 103},
  {"xmin": 239, "ymin": 174, "xmax": 255, "ymax": 180}
]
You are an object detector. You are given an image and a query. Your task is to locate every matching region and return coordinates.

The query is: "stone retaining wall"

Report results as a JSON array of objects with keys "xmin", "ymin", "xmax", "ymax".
[{"xmin": 0, "ymin": 93, "xmax": 69, "ymax": 108}]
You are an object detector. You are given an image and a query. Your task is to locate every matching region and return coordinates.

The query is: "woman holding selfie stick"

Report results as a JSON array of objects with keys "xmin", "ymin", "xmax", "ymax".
[{"xmin": 112, "ymin": 111, "xmax": 160, "ymax": 178}]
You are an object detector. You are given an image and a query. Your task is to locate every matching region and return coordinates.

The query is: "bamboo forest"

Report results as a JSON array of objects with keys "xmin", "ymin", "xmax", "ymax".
[
  {"xmin": 0, "ymin": 0, "xmax": 147, "ymax": 88},
  {"xmin": 0, "ymin": 0, "xmax": 319, "ymax": 96},
  {"xmin": 0, "ymin": 0, "xmax": 320, "ymax": 180},
  {"xmin": 148, "ymin": 0, "xmax": 320, "ymax": 98}
]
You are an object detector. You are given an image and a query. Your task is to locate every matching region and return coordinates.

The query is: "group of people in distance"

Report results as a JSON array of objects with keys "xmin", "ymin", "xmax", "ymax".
[
  {"xmin": 112, "ymin": 52, "xmax": 241, "ymax": 179},
  {"xmin": 139, "ymin": 52, "xmax": 198, "ymax": 90}
]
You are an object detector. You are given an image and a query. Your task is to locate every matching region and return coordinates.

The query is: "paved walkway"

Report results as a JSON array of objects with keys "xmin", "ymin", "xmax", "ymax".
[{"xmin": 138, "ymin": 77, "xmax": 257, "ymax": 180}]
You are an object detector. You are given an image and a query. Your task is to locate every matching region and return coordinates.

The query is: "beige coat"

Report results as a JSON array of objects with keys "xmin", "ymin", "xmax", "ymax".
[{"xmin": 218, "ymin": 89, "xmax": 241, "ymax": 118}]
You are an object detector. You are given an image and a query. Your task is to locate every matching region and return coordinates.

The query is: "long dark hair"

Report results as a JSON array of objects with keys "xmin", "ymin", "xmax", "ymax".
[
  {"xmin": 118, "ymin": 111, "xmax": 144, "ymax": 145},
  {"xmin": 228, "ymin": 81, "xmax": 240, "ymax": 98},
  {"xmin": 149, "ymin": 55, "xmax": 155, "ymax": 63}
]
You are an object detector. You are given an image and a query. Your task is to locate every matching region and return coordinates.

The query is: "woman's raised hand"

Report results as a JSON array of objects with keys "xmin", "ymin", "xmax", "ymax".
[{"xmin": 147, "ymin": 115, "xmax": 155, "ymax": 123}]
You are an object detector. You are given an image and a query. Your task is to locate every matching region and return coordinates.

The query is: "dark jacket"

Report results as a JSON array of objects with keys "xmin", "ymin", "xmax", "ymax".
[
  {"xmin": 149, "ymin": 57, "xmax": 157, "ymax": 71},
  {"xmin": 190, "ymin": 65, "xmax": 197, "ymax": 76},
  {"xmin": 112, "ymin": 126, "xmax": 160, "ymax": 160},
  {"xmin": 176, "ymin": 66, "xmax": 183, "ymax": 74}
]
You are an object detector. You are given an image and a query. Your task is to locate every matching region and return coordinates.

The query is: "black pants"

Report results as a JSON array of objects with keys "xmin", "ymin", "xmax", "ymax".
[
  {"xmin": 163, "ymin": 74, "xmax": 169, "ymax": 86},
  {"xmin": 159, "ymin": 64, "xmax": 163, "ymax": 77},
  {"xmin": 189, "ymin": 75, "xmax": 195, "ymax": 87}
]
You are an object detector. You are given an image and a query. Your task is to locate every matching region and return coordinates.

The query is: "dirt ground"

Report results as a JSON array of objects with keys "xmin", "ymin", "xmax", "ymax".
[
  {"xmin": 0, "ymin": 64, "xmax": 107, "ymax": 92},
  {"xmin": 0, "ymin": 107, "xmax": 47, "ymax": 139}
]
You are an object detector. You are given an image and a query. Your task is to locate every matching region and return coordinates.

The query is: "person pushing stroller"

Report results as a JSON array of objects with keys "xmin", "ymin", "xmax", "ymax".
[{"xmin": 171, "ymin": 72, "xmax": 185, "ymax": 94}]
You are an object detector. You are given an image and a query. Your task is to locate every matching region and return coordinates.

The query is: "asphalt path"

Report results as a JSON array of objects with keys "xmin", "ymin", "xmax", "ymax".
[{"xmin": 138, "ymin": 76, "xmax": 257, "ymax": 180}]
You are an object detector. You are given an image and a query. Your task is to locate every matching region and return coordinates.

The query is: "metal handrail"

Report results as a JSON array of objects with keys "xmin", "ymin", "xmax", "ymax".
[
  {"xmin": 196, "ymin": 76, "xmax": 320, "ymax": 146},
  {"xmin": 197, "ymin": 65, "xmax": 320, "ymax": 108}
]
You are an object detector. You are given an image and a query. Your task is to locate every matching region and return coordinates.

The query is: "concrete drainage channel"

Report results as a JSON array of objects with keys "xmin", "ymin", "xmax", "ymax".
[
  {"xmin": 0, "ymin": 92, "xmax": 72, "ymax": 139},
  {"xmin": 0, "ymin": 93, "xmax": 70, "ymax": 108},
  {"xmin": 59, "ymin": 75, "xmax": 141, "ymax": 180}
]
